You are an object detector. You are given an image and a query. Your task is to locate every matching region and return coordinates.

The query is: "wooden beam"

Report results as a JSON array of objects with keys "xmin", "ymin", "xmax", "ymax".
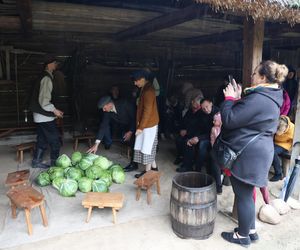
[
  {"xmin": 16, "ymin": 0, "xmax": 32, "ymax": 35},
  {"xmin": 0, "ymin": 16, "xmax": 21, "ymax": 30},
  {"xmin": 185, "ymin": 29, "xmax": 243, "ymax": 45},
  {"xmin": 114, "ymin": 4, "xmax": 210, "ymax": 41},
  {"xmin": 242, "ymin": 18, "xmax": 264, "ymax": 85}
]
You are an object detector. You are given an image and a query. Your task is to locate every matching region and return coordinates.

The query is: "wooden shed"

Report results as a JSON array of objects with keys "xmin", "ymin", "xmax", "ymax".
[{"xmin": 0, "ymin": 0, "xmax": 299, "ymax": 131}]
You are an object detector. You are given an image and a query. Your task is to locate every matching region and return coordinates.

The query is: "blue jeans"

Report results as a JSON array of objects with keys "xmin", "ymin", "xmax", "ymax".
[
  {"xmin": 196, "ymin": 139, "xmax": 210, "ymax": 171},
  {"xmin": 272, "ymin": 144, "xmax": 287, "ymax": 175}
]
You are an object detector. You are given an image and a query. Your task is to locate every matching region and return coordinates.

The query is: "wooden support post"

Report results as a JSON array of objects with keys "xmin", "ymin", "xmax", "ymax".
[
  {"xmin": 5, "ymin": 48, "xmax": 11, "ymax": 81},
  {"xmin": 242, "ymin": 18, "xmax": 264, "ymax": 86}
]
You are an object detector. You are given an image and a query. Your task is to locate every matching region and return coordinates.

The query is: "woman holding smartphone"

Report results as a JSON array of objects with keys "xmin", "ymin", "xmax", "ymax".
[{"xmin": 220, "ymin": 61, "xmax": 288, "ymax": 247}]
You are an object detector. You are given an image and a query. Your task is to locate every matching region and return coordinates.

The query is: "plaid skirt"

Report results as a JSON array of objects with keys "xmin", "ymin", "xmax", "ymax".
[{"xmin": 133, "ymin": 129, "xmax": 158, "ymax": 165}]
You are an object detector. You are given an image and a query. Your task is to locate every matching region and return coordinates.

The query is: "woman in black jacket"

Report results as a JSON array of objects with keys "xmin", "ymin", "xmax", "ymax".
[{"xmin": 220, "ymin": 61, "xmax": 288, "ymax": 247}]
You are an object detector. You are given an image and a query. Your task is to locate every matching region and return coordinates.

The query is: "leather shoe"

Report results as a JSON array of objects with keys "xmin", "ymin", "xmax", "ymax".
[
  {"xmin": 234, "ymin": 228, "xmax": 259, "ymax": 242},
  {"xmin": 104, "ymin": 144, "xmax": 111, "ymax": 150},
  {"xmin": 123, "ymin": 162, "xmax": 138, "ymax": 172},
  {"xmin": 135, "ymin": 171, "xmax": 146, "ymax": 178},
  {"xmin": 151, "ymin": 167, "xmax": 158, "ymax": 171},
  {"xmin": 221, "ymin": 232, "xmax": 251, "ymax": 247}
]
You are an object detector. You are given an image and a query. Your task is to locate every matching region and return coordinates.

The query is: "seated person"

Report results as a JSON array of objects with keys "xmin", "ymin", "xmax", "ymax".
[
  {"xmin": 195, "ymin": 98, "xmax": 219, "ymax": 172},
  {"xmin": 270, "ymin": 115, "xmax": 294, "ymax": 182},
  {"xmin": 87, "ymin": 95, "xmax": 138, "ymax": 172},
  {"xmin": 174, "ymin": 95, "xmax": 202, "ymax": 167}
]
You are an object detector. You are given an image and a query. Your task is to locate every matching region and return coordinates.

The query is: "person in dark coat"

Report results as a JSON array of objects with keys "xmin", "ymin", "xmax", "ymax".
[
  {"xmin": 87, "ymin": 96, "xmax": 137, "ymax": 172},
  {"xmin": 220, "ymin": 60, "xmax": 288, "ymax": 247}
]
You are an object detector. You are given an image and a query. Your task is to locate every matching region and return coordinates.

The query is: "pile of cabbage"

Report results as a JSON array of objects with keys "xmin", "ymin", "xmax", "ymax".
[{"xmin": 35, "ymin": 152, "xmax": 126, "ymax": 197}]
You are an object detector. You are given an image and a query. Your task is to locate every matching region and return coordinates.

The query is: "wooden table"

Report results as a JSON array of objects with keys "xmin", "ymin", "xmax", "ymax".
[
  {"xmin": 82, "ymin": 192, "xmax": 125, "ymax": 224},
  {"xmin": 5, "ymin": 169, "xmax": 30, "ymax": 189},
  {"xmin": 7, "ymin": 186, "xmax": 48, "ymax": 235}
]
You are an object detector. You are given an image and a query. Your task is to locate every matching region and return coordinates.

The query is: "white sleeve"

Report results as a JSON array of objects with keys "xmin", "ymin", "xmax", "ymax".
[{"xmin": 39, "ymin": 76, "xmax": 56, "ymax": 112}]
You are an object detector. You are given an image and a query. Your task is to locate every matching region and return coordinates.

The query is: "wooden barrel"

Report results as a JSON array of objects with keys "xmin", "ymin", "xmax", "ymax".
[{"xmin": 170, "ymin": 172, "xmax": 217, "ymax": 239}]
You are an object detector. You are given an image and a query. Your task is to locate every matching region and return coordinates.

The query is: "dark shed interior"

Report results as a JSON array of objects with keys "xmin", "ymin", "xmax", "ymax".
[{"xmin": 0, "ymin": 0, "xmax": 299, "ymax": 132}]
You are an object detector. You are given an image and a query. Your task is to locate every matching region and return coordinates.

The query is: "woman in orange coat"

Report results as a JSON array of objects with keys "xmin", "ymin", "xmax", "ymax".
[{"xmin": 132, "ymin": 70, "xmax": 159, "ymax": 178}]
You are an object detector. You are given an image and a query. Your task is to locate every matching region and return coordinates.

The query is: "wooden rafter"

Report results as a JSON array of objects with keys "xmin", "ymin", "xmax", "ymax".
[
  {"xmin": 16, "ymin": 0, "xmax": 32, "ymax": 35},
  {"xmin": 114, "ymin": 4, "xmax": 211, "ymax": 41}
]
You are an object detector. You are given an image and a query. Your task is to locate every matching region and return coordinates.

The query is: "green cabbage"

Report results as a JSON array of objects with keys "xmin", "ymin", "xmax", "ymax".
[
  {"xmin": 109, "ymin": 164, "xmax": 123, "ymax": 172},
  {"xmin": 78, "ymin": 177, "xmax": 93, "ymax": 192},
  {"xmin": 48, "ymin": 166, "xmax": 60, "ymax": 175},
  {"xmin": 49, "ymin": 167, "xmax": 64, "ymax": 181},
  {"xmin": 59, "ymin": 179, "xmax": 78, "ymax": 197},
  {"xmin": 52, "ymin": 177, "xmax": 65, "ymax": 190},
  {"xmin": 112, "ymin": 168, "xmax": 126, "ymax": 184},
  {"xmin": 92, "ymin": 179, "xmax": 108, "ymax": 192},
  {"xmin": 82, "ymin": 153, "xmax": 99, "ymax": 162},
  {"xmin": 36, "ymin": 172, "xmax": 51, "ymax": 186},
  {"xmin": 99, "ymin": 170, "xmax": 113, "ymax": 186},
  {"xmin": 85, "ymin": 165, "xmax": 103, "ymax": 180},
  {"xmin": 71, "ymin": 151, "xmax": 82, "ymax": 165},
  {"xmin": 66, "ymin": 167, "xmax": 82, "ymax": 181},
  {"xmin": 78, "ymin": 157, "xmax": 93, "ymax": 170},
  {"xmin": 56, "ymin": 154, "xmax": 71, "ymax": 168},
  {"xmin": 93, "ymin": 156, "xmax": 112, "ymax": 170}
]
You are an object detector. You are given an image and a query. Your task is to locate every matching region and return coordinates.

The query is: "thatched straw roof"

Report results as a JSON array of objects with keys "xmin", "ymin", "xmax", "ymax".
[{"xmin": 195, "ymin": 0, "xmax": 300, "ymax": 25}]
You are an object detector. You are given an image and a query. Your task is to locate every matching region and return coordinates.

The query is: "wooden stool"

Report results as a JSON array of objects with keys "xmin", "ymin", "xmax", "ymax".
[
  {"xmin": 82, "ymin": 192, "xmax": 124, "ymax": 224},
  {"xmin": 5, "ymin": 169, "xmax": 30, "ymax": 189},
  {"xmin": 73, "ymin": 134, "xmax": 95, "ymax": 150},
  {"xmin": 134, "ymin": 170, "xmax": 161, "ymax": 205},
  {"xmin": 7, "ymin": 186, "xmax": 48, "ymax": 235},
  {"xmin": 14, "ymin": 142, "xmax": 35, "ymax": 163}
]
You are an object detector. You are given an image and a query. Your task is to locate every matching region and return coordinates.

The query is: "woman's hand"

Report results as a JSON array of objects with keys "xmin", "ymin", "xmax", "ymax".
[{"xmin": 223, "ymin": 79, "xmax": 242, "ymax": 99}]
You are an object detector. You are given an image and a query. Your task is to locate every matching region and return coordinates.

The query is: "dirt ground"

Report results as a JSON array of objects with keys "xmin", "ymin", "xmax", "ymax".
[{"xmin": 1, "ymin": 135, "xmax": 300, "ymax": 250}]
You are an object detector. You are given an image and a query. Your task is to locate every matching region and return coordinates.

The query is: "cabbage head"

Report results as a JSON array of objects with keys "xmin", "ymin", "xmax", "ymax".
[
  {"xmin": 66, "ymin": 167, "xmax": 82, "ymax": 181},
  {"xmin": 59, "ymin": 179, "xmax": 78, "ymax": 197},
  {"xmin": 92, "ymin": 179, "xmax": 108, "ymax": 192},
  {"xmin": 85, "ymin": 165, "xmax": 103, "ymax": 180},
  {"xmin": 78, "ymin": 157, "xmax": 93, "ymax": 170},
  {"xmin": 82, "ymin": 153, "xmax": 99, "ymax": 162},
  {"xmin": 48, "ymin": 166, "xmax": 60, "ymax": 175},
  {"xmin": 36, "ymin": 172, "xmax": 51, "ymax": 186},
  {"xmin": 93, "ymin": 156, "xmax": 112, "ymax": 170},
  {"xmin": 109, "ymin": 164, "xmax": 123, "ymax": 172},
  {"xmin": 49, "ymin": 167, "xmax": 64, "ymax": 181},
  {"xmin": 56, "ymin": 154, "xmax": 71, "ymax": 168},
  {"xmin": 71, "ymin": 151, "xmax": 82, "ymax": 165},
  {"xmin": 99, "ymin": 170, "xmax": 112, "ymax": 186},
  {"xmin": 52, "ymin": 177, "xmax": 65, "ymax": 190},
  {"xmin": 78, "ymin": 177, "xmax": 93, "ymax": 192},
  {"xmin": 112, "ymin": 168, "xmax": 126, "ymax": 184}
]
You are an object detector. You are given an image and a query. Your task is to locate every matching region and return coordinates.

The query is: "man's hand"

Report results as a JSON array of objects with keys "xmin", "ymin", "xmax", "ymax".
[
  {"xmin": 123, "ymin": 131, "xmax": 133, "ymax": 142},
  {"xmin": 87, "ymin": 143, "xmax": 99, "ymax": 154},
  {"xmin": 180, "ymin": 130, "xmax": 187, "ymax": 137},
  {"xmin": 54, "ymin": 108, "xmax": 64, "ymax": 118},
  {"xmin": 135, "ymin": 129, "xmax": 143, "ymax": 136},
  {"xmin": 187, "ymin": 137, "xmax": 199, "ymax": 146}
]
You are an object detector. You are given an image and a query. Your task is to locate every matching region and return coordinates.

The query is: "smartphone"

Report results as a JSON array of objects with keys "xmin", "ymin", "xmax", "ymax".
[{"xmin": 228, "ymin": 74, "xmax": 237, "ymax": 91}]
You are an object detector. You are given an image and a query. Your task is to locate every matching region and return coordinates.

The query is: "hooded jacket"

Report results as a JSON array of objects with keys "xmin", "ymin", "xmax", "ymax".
[
  {"xmin": 220, "ymin": 86, "xmax": 283, "ymax": 187},
  {"xmin": 275, "ymin": 116, "xmax": 294, "ymax": 151}
]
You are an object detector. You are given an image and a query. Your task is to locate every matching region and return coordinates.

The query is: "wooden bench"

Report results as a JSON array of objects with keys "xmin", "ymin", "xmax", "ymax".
[
  {"xmin": 14, "ymin": 142, "xmax": 35, "ymax": 163},
  {"xmin": 82, "ymin": 192, "xmax": 124, "ymax": 224},
  {"xmin": 279, "ymin": 151, "xmax": 291, "ymax": 177},
  {"xmin": 73, "ymin": 134, "xmax": 95, "ymax": 151},
  {"xmin": 6, "ymin": 186, "xmax": 48, "ymax": 235},
  {"xmin": 134, "ymin": 170, "xmax": 161, "ymax": 205},
  {"xmin": 5, "ymin": 169, "xmax": 30, "ymax": 189}
]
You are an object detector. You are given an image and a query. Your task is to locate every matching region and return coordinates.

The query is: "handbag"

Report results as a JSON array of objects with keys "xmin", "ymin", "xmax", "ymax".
[{"xmin": 213, "ymin": 132, "xmax": 264, "ymax": 170}]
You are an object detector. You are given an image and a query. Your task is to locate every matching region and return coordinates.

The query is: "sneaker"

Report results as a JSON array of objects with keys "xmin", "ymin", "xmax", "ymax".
[
  {"xmin": 221, "ymin": 232, "xmax": 251, "ymax": 248},
  {"xmin": 234, "ymin": 228, "xmax": 259, "ymax": 242},
  {"xmin": 270, "ymin": 174, "xmax": 283, "ymax": 182},
  {"xmin": 123, "ymin": 162, "xmax": 138, "ymax": 172}
]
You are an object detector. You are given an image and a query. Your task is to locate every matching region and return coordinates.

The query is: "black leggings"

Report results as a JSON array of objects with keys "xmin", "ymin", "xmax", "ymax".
[{"xmin": 230, "ymin": 175, "xmax": 255, "ymax": 237}]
